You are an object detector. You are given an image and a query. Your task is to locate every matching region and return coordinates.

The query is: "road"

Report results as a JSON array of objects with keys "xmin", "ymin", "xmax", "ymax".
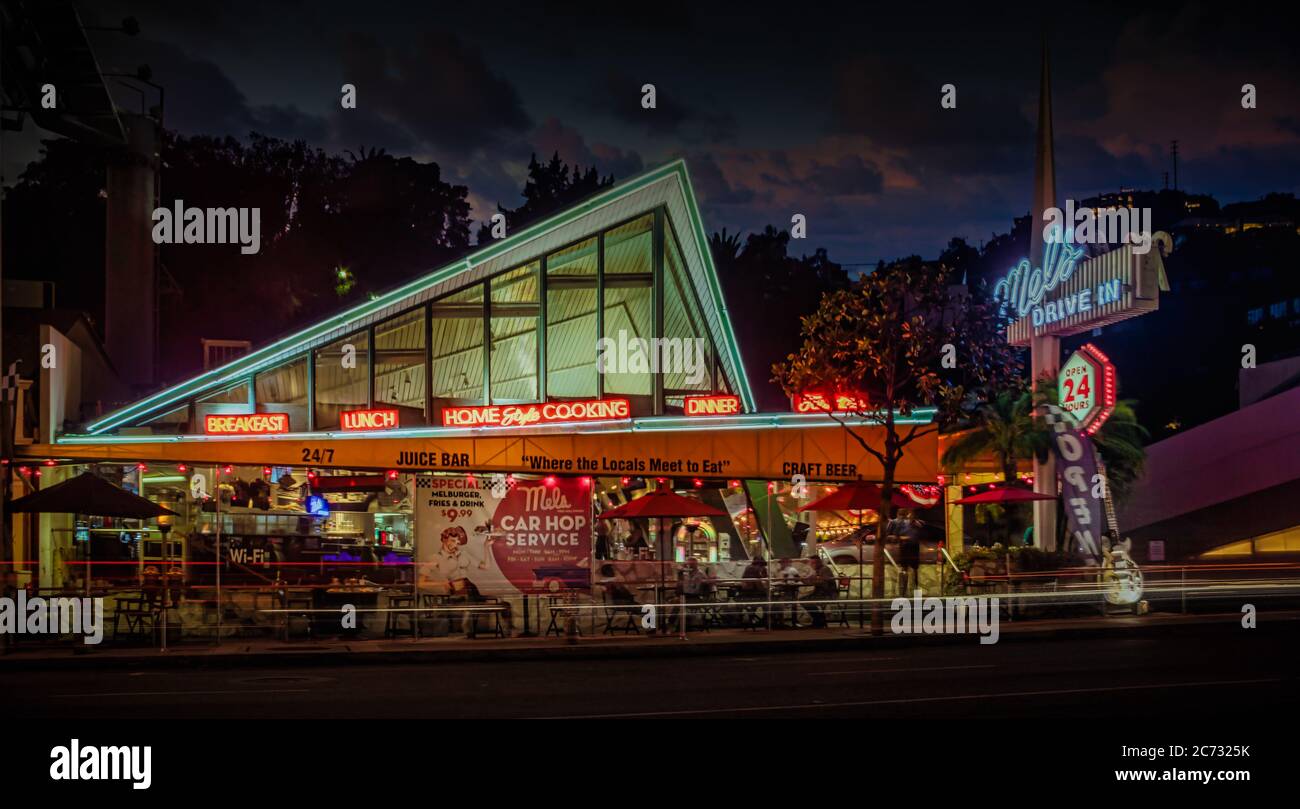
[{"xmin": 3, "ymin": 622, "xmax": 1296, "ymax": 719}]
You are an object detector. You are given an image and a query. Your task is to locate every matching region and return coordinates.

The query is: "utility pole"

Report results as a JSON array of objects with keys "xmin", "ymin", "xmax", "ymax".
[{"xmin": 1170, "ymin": 140, "xmax": 1179, "ymax": 192}]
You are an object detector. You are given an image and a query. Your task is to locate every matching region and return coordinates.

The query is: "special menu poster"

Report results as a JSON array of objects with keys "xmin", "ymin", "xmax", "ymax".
[{"xmin": 415, "ymin": 476, "xmax": 591, "ymax": 595}]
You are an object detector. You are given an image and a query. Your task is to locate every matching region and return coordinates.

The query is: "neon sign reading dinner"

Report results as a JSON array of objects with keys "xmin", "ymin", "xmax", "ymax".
[
  {"xmin": 204, "ymin": 413, "xmax": 290, "ymax": 435},
  {"xmin": 441, "ymin": 398, "xmax": 632, "ymax": 428},
  {"xmin": 684, "ymin": 394, "xmax": 742, "ymax": 416},
  {"xmin": 339, "ymin": 408, "xmax": 399, "ymax": 431},
  {"xmin": 993, "ymin": 228, "xmax": 1122, "ymax": 327}
]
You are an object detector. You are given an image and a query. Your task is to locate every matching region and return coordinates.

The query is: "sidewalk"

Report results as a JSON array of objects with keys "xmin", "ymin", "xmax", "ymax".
[{"xmin": 1, "ymin": 608, "xmax": 1289, "ymax": 671}]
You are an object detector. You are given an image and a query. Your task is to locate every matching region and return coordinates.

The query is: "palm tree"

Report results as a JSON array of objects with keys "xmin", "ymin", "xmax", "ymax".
[{"xmin": 941, "ymin": 388, "xmax": 1046, "ymax": 485}]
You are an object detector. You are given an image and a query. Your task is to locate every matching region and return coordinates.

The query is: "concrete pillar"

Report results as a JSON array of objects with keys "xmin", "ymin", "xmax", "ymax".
[{"xmin": 1031, "ymin": 333, "xmax": 1060, "ymax": 552}]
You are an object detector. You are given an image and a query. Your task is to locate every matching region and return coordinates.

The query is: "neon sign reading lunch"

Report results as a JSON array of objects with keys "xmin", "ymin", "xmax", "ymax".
[
  {"xmin": 441, "ymin": 398, "xmax": 632, "ymax": 428},
  {"xmin": 339, "ymin": 408, "xmax": 399, "ymax": 431}
]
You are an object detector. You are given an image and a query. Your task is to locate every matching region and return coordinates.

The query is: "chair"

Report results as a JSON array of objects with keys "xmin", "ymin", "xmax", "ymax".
[
  {"xmin": 602, "ymin": 597, "xmax": 641, "ymax": 635},
  {"xmin": 545, "ymin": 594, "xmax": 581, "ymax": 637},
  {"xmin": 281, "ymin": 589, "xmax": 315, "ymax": 640},
  {"xmin": 464, "ymin": 599, "xmax": 507, "ymax": 638},
  {"xmin": 385, "ymin": 593, "xmax": 416, "ymax": 638},
  {"xmin": 111, "ymin": 592, "xmax": 163, "ymax": 641}
]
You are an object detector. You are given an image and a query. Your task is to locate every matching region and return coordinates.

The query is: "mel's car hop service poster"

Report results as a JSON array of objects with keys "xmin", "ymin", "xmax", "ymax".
[{"xmin": 415, "ymin": 476, "xmax": 591, "ymax": 595}]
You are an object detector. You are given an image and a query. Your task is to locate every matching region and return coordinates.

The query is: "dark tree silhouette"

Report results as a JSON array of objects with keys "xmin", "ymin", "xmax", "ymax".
[{"xmin": 476, "ymin": 152, "xmax": 612, "ymax": 243}]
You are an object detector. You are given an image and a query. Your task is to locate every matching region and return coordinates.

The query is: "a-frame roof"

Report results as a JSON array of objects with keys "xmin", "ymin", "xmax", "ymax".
[{"xmin": 81, "ymin": 159, "xmax": 754, "ymax": 436}]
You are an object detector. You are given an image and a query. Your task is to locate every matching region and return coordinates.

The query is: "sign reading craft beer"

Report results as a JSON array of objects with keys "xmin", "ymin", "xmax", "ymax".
[
  {"xmin": 683, "ymin": 394, "xmax": 742, "ymax": 416},
  {"xmin": 204, "ymin": 413, "xmax": 289, "ymax": 435},
  {"xmin": 339, "ymin": 408, "xmax": 399, "ymax": 431},
  {"xmin": 1058, "ymin": 343, "xmax": 1116, "ymax": 435},
  {"xmin": 441, "ymin": 398, "xmax": 631, "ymax": 428}
]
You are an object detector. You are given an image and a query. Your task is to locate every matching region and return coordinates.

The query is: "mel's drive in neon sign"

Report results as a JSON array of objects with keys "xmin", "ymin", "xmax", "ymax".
[
  {"xmin": 993, "ymin": 227, "xmax": 1124, "ymax": 328},
  {"xmin": 683, "ymin": 394, "xmax": 742, "ymax": 416},
  {"xmin": 204, "ymin": 413, "xmax": 290, "ymax": 435},
  {"xmin": 442, "ymin": 398, "xmax": 631, "ymax": 428},
  {"xmin": 339, "ymin": 408, "xmax": 399, "ymax": 431}
]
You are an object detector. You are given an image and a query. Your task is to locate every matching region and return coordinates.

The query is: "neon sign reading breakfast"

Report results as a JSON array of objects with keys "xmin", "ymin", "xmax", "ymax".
[
  {"xmin": 441, "ymin": 398, "xmax": 632, "ymax": 428},
  {"xmin": 204, "ymin": 413, "xmax": 290, "ymax": 435}
]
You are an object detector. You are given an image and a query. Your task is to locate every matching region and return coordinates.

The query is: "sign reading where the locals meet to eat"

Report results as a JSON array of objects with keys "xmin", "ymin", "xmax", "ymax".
[{"xmin": 1058, "ymin": 343, "xmax": 1116, "ymax": 435}]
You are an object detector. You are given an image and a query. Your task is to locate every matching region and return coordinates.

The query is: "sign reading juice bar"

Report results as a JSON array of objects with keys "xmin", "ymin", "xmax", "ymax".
[{"xmin": 39, "ymin": 425, "xmax": 938, "ymax": 481}]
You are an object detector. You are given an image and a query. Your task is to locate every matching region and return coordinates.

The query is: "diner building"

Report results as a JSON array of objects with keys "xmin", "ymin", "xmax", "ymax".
[{"xmin": 12, "ymin": 160, "xmax": 945, "ymax": 642}]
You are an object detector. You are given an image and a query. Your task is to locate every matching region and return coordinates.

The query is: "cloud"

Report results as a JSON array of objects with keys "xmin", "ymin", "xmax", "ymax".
[
  {"xmin": 531, "ymin": 117, "xmax": 644, "ymax": 179},
  {"xmin": 96, "ymin": 38, "xmax": 327, "ymax": 141},
  {"xmin": 337, "ymin": 30, "xmax": 532, "ymax": 157},
  {"xmin": 586, "ymin": 71, "xmax": 735, "ymax": 143}
]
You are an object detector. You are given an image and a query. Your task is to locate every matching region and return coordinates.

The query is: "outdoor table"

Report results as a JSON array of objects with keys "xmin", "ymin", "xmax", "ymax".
[{"xmin": 317, "ymin": 586, "xmax": 384, "ymax": 636}]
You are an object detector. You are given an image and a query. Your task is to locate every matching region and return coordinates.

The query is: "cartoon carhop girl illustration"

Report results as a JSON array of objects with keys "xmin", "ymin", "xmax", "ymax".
[{"xmin": 429, "ymin": 525, "xmax": 493, "ymax": 597}]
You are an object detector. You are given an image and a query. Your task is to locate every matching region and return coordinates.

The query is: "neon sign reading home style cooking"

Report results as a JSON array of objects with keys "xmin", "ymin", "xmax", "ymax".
[{"xmin": 441, "ymin": 398, "xmax": 632, "ymax": 428}]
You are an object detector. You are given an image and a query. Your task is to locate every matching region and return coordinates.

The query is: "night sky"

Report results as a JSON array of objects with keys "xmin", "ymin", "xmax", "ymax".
[{"xmin": 8, "ymin": 0, "xmax": 1298, "ymax": 264}]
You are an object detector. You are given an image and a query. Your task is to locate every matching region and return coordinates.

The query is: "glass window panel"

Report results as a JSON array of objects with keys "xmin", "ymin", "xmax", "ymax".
[
  {"xmin": 602, "ymin": 283, "xmax": 652, "ymax": 401},
  {"xmin": 663, "ymin": 227, "xmax": 712, "ymax": 393},
  {"xmin": 490, "ymin": 263, "xmax": 539, "ymax": 402},
  {"xmin": 430, "ymin": 283, "xmax": 485, "ymax": 413},
  {"xmin": 314, "ymin": 331, "xmax": 369, "ymax": 429},
  {"xmin": 144, "ymin": 403, "xmax": 190, "ymax": 434},
  {"xmin": 198, "ymin": 381, "xmax": 249, "ymax": 405},
  {"xmin": 547, "ymin": 237, "xmax": 597, "ymax": 277},
  {"xmin": 547, "ymin": 239, "xmax": 597, "ymax": 399},
  {"xmin": 255, "ymin": 357, "xmax": 308, "ymax": 431},
  {"xmin": 374, "ymin": 308, "xmax": 428, "ymax": 425},
  {"xmin": 604, "ymin": 214, "xmax": 652, "ymax": 274}
]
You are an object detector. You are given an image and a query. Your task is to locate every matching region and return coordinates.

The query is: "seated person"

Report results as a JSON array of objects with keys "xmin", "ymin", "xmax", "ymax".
[
  {"xmin": 739, "ymin": 556, "xmax": 769, "ymax": 598},
  {"xmin": 799, "ymin": 556, "xmax": 839, "ymax": 628},
  {"xmin": 677, "ymin": 557, "xmax": 713, "ymax": 601},
  {"xmin": 598, "ymin": 564, "xmax": 637, "ymax": 606}
]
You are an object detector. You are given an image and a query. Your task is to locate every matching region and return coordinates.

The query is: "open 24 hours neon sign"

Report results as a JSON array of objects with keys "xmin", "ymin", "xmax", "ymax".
[{"xmin": 1058, "ymin": 343, "xmax": 1116, "ymax": 435}]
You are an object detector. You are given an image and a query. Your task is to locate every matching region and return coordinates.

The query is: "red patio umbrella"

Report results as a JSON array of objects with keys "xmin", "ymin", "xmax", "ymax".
[
  {"xmin": 597, "ymin": 482, "xmax": 726, "ymax": 626},
  {"xmin": 952, "ymin": 485, "xmax": 1055, "ymax": 547},
  {"xmin": 797, "ymin": 480, "xmax": 913, "ymax": 513},
  {"xmin": 951, "ymin": 486, "xmax": 1056, "ymax": 505}
]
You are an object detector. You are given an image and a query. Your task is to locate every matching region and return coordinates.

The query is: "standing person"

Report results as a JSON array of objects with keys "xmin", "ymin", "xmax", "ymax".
[
  {"xmin": 676, "ymin": 556, "xmax": 713, "ymax": 629},
  {"xmin": 889, "ymin": 508, "xmax": 924, "ymax": 595},
  {"xmin": 799, "ymin": 556, "xmax": 839, "ymax": 628}
]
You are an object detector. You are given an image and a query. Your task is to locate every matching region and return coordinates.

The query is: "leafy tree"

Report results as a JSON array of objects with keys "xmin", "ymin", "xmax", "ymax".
[
  {"xmin": 712, "ymin": 226, "xmax": 850, "ymax": 409},
  {"xmin": 773, "ymin": 259, "xmax": 1024, "ymax": 632},
  {"xmin": 477, "ymin": 152, "xmax": 612, "ymax": 243},
  {"xmin": 4, "ymin": 131, "xmax": 474, "ymax": 384},
  {"xmin": 940, "ymin": 387, "xmax": 1045, "ymax": 486}
]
